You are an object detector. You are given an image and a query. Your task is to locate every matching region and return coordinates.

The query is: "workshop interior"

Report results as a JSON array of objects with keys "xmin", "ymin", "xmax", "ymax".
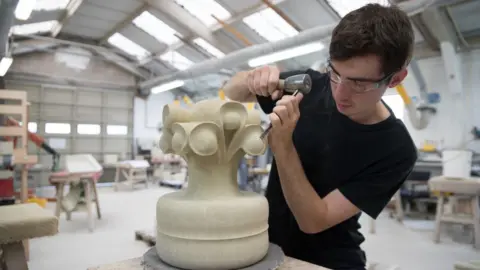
[{"xmin": 0, "ymin": 0, "xmax": 479, "ymax": 270}]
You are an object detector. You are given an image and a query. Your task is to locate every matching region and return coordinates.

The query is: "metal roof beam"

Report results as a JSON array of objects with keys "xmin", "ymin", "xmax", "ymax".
[
  {"xmin": 138, "ymin": 0, "xmax": 289, "ymax": 66},
  {"xmin": 0, "ymin": 0, "xmax": 19, "ymax": 56},
  {"xmin": 12, "ymin": 34, "xmax": 150, "ymax": 79},
  {"xmin": 421, "ymin": 7, "xmax": 460, "ymax": 46},
  {"xmin": 98, "ymin": 4, "xmax": 149, "ymax": 45},
  {"xmin": 12, "ymin": 39, "xmax": 60, "ymax": 56},
  {"xmin": 51, "ymin": 0, "xmax": 85, "ymax": 37},
  {"xmin": 146, "ymin": 0, "xmax": 230, "ymax": 51}
]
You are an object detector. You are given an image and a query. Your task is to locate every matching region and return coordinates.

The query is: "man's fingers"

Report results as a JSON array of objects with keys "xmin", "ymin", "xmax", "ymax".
[
  {"xmin": 259, "ymin": 67, "xmax": 270, "ymax": 96},
  {"xmin": 268, "ymin": 113, "xmax": 281, "ymax": 128},
  {"xmin": 276, "ymin": 96, "xmax": 296, "ymax": 119},
  {"xmin": 267, "ymin": 67, "xmax": 279, "ymax": 94},
  {"xmin": 278, "ymin": 99, "xmax": 294, "ymax": 118},
  {"xmin": 253, "ymin": 69, "xmax": 264, "ymax": 96},
  {"xmin": 271, "ymin": 90, "xmax": 282, "ymax": 100},
  {"xmin": 293, "ymin": 93, "xmax": 304, "ymax": 115},
  {"xmin": 247, "ymin": 71, "xmax": 254, "ymax": 94},
  {"xmin": 272, "ymin": 105, "xmax": 289, "ymax": 124}
]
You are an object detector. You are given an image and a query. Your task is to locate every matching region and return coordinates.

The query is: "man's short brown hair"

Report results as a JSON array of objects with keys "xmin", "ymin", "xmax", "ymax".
[{"xmin": 329, "ymin": 4, "xmax": 414, "ymax": 76}]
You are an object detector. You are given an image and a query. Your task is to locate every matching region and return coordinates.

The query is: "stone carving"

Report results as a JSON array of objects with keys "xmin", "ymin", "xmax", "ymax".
[{"xmin": 156, "ymin": 99, "xmax": 269, "ymax": 269}]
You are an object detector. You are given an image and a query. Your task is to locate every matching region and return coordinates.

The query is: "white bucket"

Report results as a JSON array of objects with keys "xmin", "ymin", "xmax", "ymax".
[{"xmin": 442, "ymin": 150, "xmax": 473, "ymax": 179}]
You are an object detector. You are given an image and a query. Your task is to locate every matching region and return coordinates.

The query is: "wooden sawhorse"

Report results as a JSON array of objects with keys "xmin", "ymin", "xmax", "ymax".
[
  {"xmin": 429, "ymin": 176, "xmax": 480, "ymax": 249},
  {"xmin": 114, "ymin": 161, "xmax": 149, "ymax": 191},
  {"xmin": 49, "ymin": 171, "xmax": 102, "ymax": 232}
]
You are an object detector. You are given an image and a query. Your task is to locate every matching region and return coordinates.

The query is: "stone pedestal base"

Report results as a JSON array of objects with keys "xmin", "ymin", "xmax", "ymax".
[{"xmin": 143, "ymin": 243, "xmax": 285, "ymax": 270}]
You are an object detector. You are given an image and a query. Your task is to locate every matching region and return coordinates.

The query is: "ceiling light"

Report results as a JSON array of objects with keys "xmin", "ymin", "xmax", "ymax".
[
  {"xmin": 248, "ymin": 42, "xmax": 325, "ymax": 67},
  {"xmin": 151, "ymin": 80, "xmax": 185, "ymax": 94}
]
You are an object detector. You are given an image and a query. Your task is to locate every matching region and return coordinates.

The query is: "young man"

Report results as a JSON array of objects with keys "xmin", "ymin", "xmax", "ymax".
[{"xmin": 223, "ymin": 4, "xmax": 418, "ymax": 270}]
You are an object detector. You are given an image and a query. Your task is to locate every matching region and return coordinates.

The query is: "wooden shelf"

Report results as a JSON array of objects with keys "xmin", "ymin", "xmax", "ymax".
[{"xmin": 0, "ymin": 89, "xmax": 38, "ymax": 261}]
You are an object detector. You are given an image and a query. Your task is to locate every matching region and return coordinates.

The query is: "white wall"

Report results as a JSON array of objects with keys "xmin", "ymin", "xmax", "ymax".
[
  {"xmin": 400, "ymin": 49, "xmax": 480, "ymax": 153},
  {"xmin": 133, "ymin": 91, "xmax": 176, "ymax": 145}
]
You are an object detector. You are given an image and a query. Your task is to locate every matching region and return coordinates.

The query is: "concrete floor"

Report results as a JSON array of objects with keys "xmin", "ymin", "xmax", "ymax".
[{"xmin": 27, "ymin": 186, "xmax": 479, "ymax": 270}]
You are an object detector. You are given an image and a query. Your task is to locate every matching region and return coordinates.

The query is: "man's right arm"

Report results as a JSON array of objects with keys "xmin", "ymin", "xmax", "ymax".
[
  {"xmin": 223, "ymin": 67, "xmax": 311, "ymax": 114},
  {"xmin": 223, "ymin": 71, "xmax": 256, "ymax": 103}
]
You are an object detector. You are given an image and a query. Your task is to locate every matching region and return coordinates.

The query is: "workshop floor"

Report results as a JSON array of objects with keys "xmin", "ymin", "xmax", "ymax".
[{"xmin": 27, "ymin": 185, "xmax": 479, "ymax": 270}]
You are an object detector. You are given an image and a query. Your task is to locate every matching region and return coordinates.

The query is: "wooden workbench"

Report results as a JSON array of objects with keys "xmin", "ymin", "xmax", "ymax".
[{"xmin": 87, "ymin": 256, "xmax": 331, "ymax": 270}]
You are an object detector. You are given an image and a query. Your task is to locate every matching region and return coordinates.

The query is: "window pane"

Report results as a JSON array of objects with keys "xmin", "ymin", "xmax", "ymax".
[
  {"xmin": 383, "ymin": 94, "xmax": 405, "ymax": 121},
  {"xmin": 107, "ymin": 125, "xmax": 128, "ymax": 135},
  {"xmin": 35, "ymin": 0, "xmax": 70, "ymax": 11},
  {"xmin": 159, "ymin": 51, "xmax": 194, "ymax": 70},
  {"xmin": 18, "ymin": 121, "xmax": 37, "ymax": 133},
  {"xmin": 326, "ymin": 0, "xmax": 390, "ymax": 17},
  {"xmin": 193, "ymin": 38, "xmax": 224, "ymax": 58},
  {"xmin": 107, "ymin": 33, "xmax": 150, "ymax": 60},
  {"xmin": 243, "ymin": 8, "xmax": 298, "ymax": 42},
  {"xmin": 77, "ymin": 124, "xmax": 101, "ymax": 135},
  {"xmin": 11, "ymin": 20, "xmax": 59, "ymax": 35},
  {"xmin": 28, "ymin": 122, "xmax": 37, "ymax": 133},
  {"xmin": 132, "ymin": 11, "xmax": 180, "ymax": 45},
  {"xmin": 174, "ymin": 0, "xmax": 231, "ymax": 27},
  {"xmin": 45, "ymin": 123, "xmax": 71, "ymax": 134}
]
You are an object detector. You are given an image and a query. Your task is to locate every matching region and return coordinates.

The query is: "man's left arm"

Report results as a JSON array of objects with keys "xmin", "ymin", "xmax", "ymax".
[{"xmin": 274, "ymin": 143, "xmax": 416, "ymax": 234}]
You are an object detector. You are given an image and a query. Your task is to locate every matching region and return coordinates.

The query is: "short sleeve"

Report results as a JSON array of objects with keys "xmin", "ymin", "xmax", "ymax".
[
  {"xmin": 338, "ymin": 147, "xmax": 417, "ymax": 219},
  {"xmin": 256, "ymin": 69, "xmax": 309, "ymax": 114}
]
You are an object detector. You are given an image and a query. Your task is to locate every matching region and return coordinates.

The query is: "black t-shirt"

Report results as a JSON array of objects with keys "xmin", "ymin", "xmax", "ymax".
[{"xmin": 256, "ymin": 69, "xmax": 418, "ymax": 270}]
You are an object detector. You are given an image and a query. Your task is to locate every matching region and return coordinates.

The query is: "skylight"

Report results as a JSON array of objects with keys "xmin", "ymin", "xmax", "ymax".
[
  {"xmin": 243, "ymin": 8, "xmax": 298, "ymax": 42},
  {"xmin": 133, "ymin": 11, "xmax": 180, "ymax": 45},
  {"xmin": 160, "ymin": 51, "xmax": 194, "ymax": 70},
  {"xmin": 108, "ymin": 33, "xmax": 150, "ymax": 60},
  {"xmin": 174, "ymin": 0, "xmax": 231, "ymax": 27},
  {"xmin": 35, "ymin": 0, "xmax": 70, "ymax": 11},
  {"xmin": 193, "ymin": 38, "xmax": 224, "ymax": 58},
  {"xmin": 11, "ymin": 20, "xmax": 58, "ymax": 35},
  {"xmin": 326, "ymin": 0, "xmax": 390, "ymax": 17}
]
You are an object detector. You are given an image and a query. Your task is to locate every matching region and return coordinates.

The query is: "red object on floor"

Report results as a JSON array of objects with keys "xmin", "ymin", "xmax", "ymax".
[{"xmin": 0, "ymin": 177, "xmax": 14, "ymax": 198}]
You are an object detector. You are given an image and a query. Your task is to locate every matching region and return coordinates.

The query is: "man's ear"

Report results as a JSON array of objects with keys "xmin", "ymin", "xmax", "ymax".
[{"xmin": 388, "ymin": 68, "xmax": 408, "ymax": 88}]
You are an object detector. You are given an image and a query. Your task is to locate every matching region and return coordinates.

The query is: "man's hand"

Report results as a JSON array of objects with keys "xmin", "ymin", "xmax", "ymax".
[
  {"xmin": 247, "ymin": 65, "xmax": 283, "ymax": 100},
  {"xmin": 268, "ymin": 93, "xmax": 304, "ymax": 150}
]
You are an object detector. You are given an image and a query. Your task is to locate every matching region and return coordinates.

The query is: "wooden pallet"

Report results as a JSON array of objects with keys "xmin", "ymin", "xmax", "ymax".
[{"xmin": 134, "ymin": 230, "xmax": 156, "ymax": 246}]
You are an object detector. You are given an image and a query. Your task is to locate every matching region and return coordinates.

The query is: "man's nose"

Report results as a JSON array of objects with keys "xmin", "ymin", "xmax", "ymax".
[{"xmin": 335, "ymin": 82, "xmax": 352, "ymax": 99}]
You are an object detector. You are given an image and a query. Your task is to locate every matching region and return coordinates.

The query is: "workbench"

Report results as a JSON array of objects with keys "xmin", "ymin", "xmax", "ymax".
[
  {"xmin": 87, "ymin": 256, "xmax": 331, "ymax": 270},
  {"xmin": 114, "ymin": 160, "xmax": 150, "ymax": 191}
]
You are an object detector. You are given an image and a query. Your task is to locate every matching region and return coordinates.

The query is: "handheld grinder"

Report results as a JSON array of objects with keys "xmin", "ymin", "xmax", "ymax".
[{"xmin": 260, "ymin": 74, "xmax": 312, "ymax": 140}]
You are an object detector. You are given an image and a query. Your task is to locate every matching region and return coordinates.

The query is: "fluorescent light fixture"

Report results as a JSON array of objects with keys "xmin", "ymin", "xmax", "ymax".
[
  {"xmin": 15, "ymin": 0, "xmax": 37, "ymax": 20},
  {"xmin": 133, "ymin": 11, "xmax": 180, "ymax": 45},
  {"xmin": 193, "ymin": 38, "xmax": 224, "ymax": 58},
  {"xmin": 0, "ymin": 57, "xmax": 13, "ymax": 76},
  {"xmin": 11, "ymin": 20, "xmax": 58, "ymax": 35},
  {"xmin": 326, "ymin": 0, "xmax": 390, "ymax": 17},
  {"xmin": 151, "ymin": 80, "xmax": 185, "ymax": 94},
  {"xmin": 248, "ymin": 42, "xmax": 325, "ymax": 67},
  {"xmin": 174, "ymin": 0, "xmax": 231, "ymax": 27},
  {"xmin": 243, "ymin": 8, "xmax": 298, "ymax": 42},
  {"xmin": 108, "ymin": 33, "xmax": 150, "ymax": 60}
]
